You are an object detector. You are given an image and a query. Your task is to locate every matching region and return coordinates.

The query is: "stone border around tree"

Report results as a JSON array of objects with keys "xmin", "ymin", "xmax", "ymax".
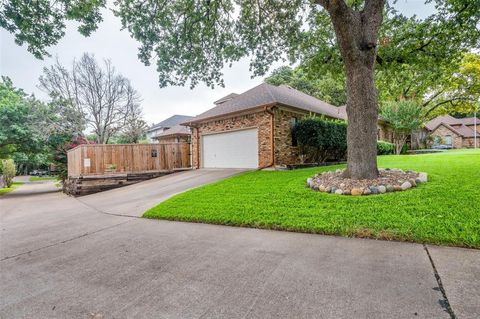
[{"xmin": 306, "ymin": 168, "xmax": 428, "ymax": 196}]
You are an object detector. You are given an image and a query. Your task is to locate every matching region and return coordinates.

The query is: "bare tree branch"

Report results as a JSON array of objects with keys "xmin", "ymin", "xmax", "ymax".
[{"xmin": 39, "ymin": 53, "xmax": 142, "ymax": 144}]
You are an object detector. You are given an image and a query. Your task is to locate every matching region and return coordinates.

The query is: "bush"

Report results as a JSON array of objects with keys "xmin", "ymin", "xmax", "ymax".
[
  {"xmin": 0, "ymin": 159, "xmax": 16, "ymax": 187},
  {"xmin": 293, "ymin": 117, "xmax": 347, "ymax": 163},
  {"xmin": 377, "ymin": 141, "xmax": 394, "ymax": 155}
]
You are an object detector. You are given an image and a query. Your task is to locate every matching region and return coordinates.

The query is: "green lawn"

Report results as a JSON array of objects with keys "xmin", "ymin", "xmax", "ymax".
[
  {"xmin": 29, "ymin": 176, "xmax": 58, "ymax": 182},
  {"xmin": 144, "ymin": 149, "xmax": 480, "ymax": 248},
  {"xmin": 0, "ymin": 182, "xmax": 23, "ymax": 196}
]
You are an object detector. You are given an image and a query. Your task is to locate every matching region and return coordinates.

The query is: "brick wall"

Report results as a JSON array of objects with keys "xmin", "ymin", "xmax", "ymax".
[
  {"xmin": 273, "ymin": 108, "xmax": 310, "ymax": 165},
  {"xmin": 191, "ymin": 111, "xmax": 273, "ymax": 168},
  {"xmin": 430, "ymin": 125, "xmax": 463, "ymax": 148},
  {"xmin": 462, "ymin": 137, "xmax": 480, "ymax": 148},
  {"xmin": 377, "ymin": 123, "xmax": 393, "ymax": 143}
]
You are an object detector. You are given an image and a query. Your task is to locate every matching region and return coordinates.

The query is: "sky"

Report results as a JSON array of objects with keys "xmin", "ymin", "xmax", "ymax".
[{"xmin": 0, "ymin": 1, "xmax": 434, "ymax": 126}]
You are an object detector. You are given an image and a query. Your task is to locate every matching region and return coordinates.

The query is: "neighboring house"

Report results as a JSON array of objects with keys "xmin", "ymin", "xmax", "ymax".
[
  {"xmin": 155, "ymin": 124, "xmax": 192, "ymax": 144},
  {"xmin": 183, "ymin": 83, "xmax": 388, "ymax": 169},
  {"xmin": 422, "ymin": 115, "xmax": 479, "ymax": 149},
  {"xmin": 146, "ymin": 115, "xmax": 194, "ymax": 142}
]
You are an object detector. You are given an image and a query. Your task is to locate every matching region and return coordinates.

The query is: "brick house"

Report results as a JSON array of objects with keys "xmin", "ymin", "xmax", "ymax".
[
  {"xmin": 423, "ymin": 115, "xmax": 479, "ymax": 148},
  {"xmin": 146, "ymin": 115, "xmax": 194, "ymax": 142},
  {"xmin": 182, "ymin": 83, "xmax": 391, "ymax": 169},
  {"xmin": 155, "ymin": 124, "xmax": 192, "ymax": 144}
]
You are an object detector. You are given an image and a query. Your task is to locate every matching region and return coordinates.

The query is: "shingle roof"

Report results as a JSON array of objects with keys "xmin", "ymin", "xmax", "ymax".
[
  {"xmin": 148, "ymin": 115, "xmax": 194, "ymax": 132},
  {"xmin": 156, "ymin": 124, "xmax": 191, "ymax": 138},
  {"xmin": 184, "ymin": 83, "xmax": 346, "ymax": 124},
  {"xmin": 425, "ymin": 115, "xmax": 479, "ymax": 138},
  {"xmin": 424, "ymin": 115, "xmax": 461, "ymax": 131},
  {"xmin": 460, "ymin": 117, "xmax": 480, "ymax": 126},
  {"xmin": 214, "ymin": 93, "xmax": 239, "ymax": 105},
  {"xmin": 454, "ymin": 124, "xmax": 477, "ymax": 138}
]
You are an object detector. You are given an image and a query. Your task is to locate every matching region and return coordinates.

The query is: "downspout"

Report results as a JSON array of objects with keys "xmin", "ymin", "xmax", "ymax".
[
  {"xmin": 195, "ymin": 127, "xmax": 200, "ymax": 169},
  {"xmin": 261, "ymin": 106, "xmax": 275, "ymax": 169}
]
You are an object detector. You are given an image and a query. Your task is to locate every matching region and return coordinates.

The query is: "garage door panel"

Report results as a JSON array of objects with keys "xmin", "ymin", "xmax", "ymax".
[{"xmin": 202, "ymin": 129, "xmax": 259, "ymax": 168}]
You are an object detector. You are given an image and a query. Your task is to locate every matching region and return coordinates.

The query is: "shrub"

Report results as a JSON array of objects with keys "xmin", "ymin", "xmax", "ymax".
[
  {"xmin": 379, "ymin": 100, "xmax": 423, "ymax": 155},
  {"xmin": 377, "ymin": 141, "xmax": 394, "ymax": 155},
  {"xmin": 293, "ymin": 117, "xmax": 347, "ymax": 163},
  {"xmin": 0, "ymin": 159, "xmax": 16, "ymax": 187}
]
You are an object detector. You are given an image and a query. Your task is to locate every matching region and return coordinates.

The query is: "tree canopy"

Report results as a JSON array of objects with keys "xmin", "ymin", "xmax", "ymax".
[
  {"xmin": 380, "ymin": 100, "xmax": 424, "ymax": 154},
  {"xmin": 2, "ymin": 1, "xmax": 478, "ymax": 89},
  {"xmin": 265, "ymin": 66, "xmax": 347, "ymax": 106},
  {"xmin": 266, "ymin": 51, "xmax": 480, "ymax": 116},
  {"xmin": 0, "ymin": 77, "xmax": 45, "ymax": 158}
]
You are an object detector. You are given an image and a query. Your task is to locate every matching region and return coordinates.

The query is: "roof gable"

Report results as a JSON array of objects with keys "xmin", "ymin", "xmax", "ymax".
[
  {"xmin": 185, "ymin": 83, "xmax": 345, "ymax": 124},
  {"xmin": 148, "ymin": 115, "xmax": 194, "ymax": 131},
  {"xmin": 156, "ymin": 124, "xmax": 191, "ymax": 138},
  {"xmin": 424, "ymin": 115, "xmax": 461, "ymax": 131}
]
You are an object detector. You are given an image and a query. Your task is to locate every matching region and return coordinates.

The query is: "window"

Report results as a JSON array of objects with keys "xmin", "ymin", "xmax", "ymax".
[
  {"xmin": 291, "ymin": 117, "xmax": 298, "ymax": 146},
  {"xmin": 445, "ymin": 135, "xmax": 452, "ymax": 146}
]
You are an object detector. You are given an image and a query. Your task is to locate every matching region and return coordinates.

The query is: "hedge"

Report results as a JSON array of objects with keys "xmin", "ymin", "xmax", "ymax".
[
  {"xmin": 0, "ymin": 159, "xmax": 16, "ymax": 188},
  {"xmin": 293, "ymin": 117, "xmax": 347, "ymax": 163},
  {"xmin": 377, "ymin": 140, "xmax": 394, "ymax": 155}
]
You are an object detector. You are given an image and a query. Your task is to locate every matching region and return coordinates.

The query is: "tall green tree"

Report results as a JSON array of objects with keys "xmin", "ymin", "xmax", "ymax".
[
  {"xmin": 380, "ymin": 100, "xmax": 424, "ymax": 155},
  {"xmin": 0, "ymin": 77, "xmax": 44, "ymax": 158},
  {"xmin": 265, "ymin": 66, "xmax": 346, "ymax": 106},
  {"xmin": 2, "ymin": 1, "xmax": 479, "ymax": 179},
  {"xmin": 424, "ymin": 53, "xmax": 480, "ymax": 118}
]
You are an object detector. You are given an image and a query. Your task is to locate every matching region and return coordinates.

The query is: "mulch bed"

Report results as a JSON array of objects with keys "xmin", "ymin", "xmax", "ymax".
[{"xmin": 307, "ymin": 168, "xmax": 428, "ymax": 195}]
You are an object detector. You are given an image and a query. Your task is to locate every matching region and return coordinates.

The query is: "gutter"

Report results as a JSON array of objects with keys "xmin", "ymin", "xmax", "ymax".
[{"xmin": 195, "ymin": 127, "xmax": 200, "ymax": 169}]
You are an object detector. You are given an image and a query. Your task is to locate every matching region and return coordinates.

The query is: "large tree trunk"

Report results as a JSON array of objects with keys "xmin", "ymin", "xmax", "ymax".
[
  {"xmin": 317, "ymin": 0, "xmax": 385, "ymax": 179},
  {"xmin": 344, "ymin": 60, "xmax": 379, "ymax": 179}
]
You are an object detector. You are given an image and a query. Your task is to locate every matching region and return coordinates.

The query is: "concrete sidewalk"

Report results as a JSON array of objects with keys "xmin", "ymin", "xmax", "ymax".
[{"xmin": 0, "ymin": 182, "xmax": 478, "ymax": 318}]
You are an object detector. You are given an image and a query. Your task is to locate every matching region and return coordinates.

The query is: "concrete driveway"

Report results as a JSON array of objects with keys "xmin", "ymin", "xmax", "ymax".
[
  {"xmin": 0, "ymin": 181, "xmax": 479, "ymax": 319},
  {"xmin": 78, "ymin": 169, "xmax": 247, "ymax": 217}
]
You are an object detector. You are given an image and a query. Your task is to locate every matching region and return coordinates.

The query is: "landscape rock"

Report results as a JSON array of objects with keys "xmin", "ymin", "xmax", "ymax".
[
  {"xmin": 306, "ymin": 178, "xmax": 313, "ymax": 187},
  {"xmin": 401, "ymin": 181, "xmax": 412, "ymax": 190},
  {"xmin": 418, "ymin": 172, "xmax": 428, "ymax": 183},
  {"xmin": 351, "ymin": 188, "xmax": 363, "ymax": 196},
  {"xmin": 307, "ymin": 168, "xmax": 426, "ymax": 196}
]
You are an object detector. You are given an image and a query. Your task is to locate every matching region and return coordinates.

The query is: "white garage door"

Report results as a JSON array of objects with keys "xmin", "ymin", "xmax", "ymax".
[{"xmin": 202, "ymin": 129, "xmax": 259, "ymax": 168}]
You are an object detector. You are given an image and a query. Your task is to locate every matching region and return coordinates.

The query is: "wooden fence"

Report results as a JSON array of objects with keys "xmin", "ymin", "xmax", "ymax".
[{"xmin": 67, "ymin": 143, "xmax": 191, "ymax": 177}]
